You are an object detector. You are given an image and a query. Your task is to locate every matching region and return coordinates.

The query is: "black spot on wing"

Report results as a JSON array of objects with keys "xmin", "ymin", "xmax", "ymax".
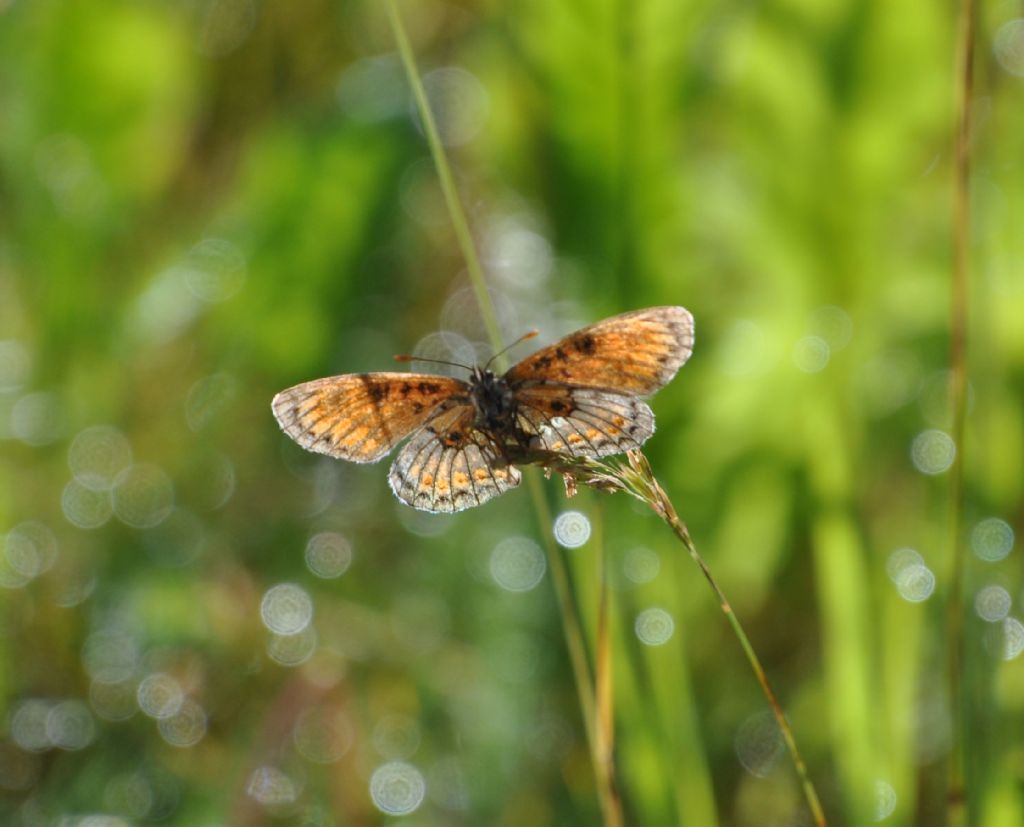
[{"xmin": 574, "ymin": 334, "xmax": 596, "ymax": 354}]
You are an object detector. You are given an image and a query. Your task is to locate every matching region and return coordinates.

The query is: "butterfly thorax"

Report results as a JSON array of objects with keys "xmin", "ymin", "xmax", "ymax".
[{"xmin": 469, "ymin": 367, "xmax": 516, "ymax": 431}]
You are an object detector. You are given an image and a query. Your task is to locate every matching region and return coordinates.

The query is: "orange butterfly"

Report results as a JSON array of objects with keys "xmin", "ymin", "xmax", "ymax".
[{"xmin": 272, "ymin": 306, "xmax": 694, "ymax": 513}]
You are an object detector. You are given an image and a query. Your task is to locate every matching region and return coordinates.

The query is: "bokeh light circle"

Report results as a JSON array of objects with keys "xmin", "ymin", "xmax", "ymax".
[
  {"xmin": 90, "ymin": 679, "xmax": 139, "ymax": 722},
  {"xmin": 894, "ymin": 563, "xmax": 936, "ymax": 603},
  {"xmin": 734, "ymin": 711, "xmax": 783, "ymax": 777},
  {"xmin": 489, "ymin": 536, "xmax": 546, "ymax": 592},
  {"xmin": 410, "ymin": 331, "xmax": 478, "ymax": 377},
  {"xmin": 986, "ymin": 616, "xmax": 1024, "ymax": 661},
  {"xmin": 623, "ymin": 546, "xmax": 661, "ymax": 584},
  {"xmin": 305, "ymin": 532, "xmax": 353, "ymax": 579},
  {"xmin": 52, "ymin": 559, "xmax": 98, "ymax": 608},
  {"xmin": 0, "ymin": 554, "xmax": 31, "ymax": 589},
  {"xmin": 885, "ymin": 548, "xmax": 923, "ymax": 581},
  {"xmin": 46, "ymin": 700, "xmax": 95, "ymax": 750},
  {"xmin": 62, "ymin": 480, "xmax": 113, "ymax": 529},
  {"xmin": 260, "ymin": 583, "xmax": 314, "ymax": 635},
  {"xmin": 440, "ymin": 286, "xmax": 519, "ymax": 344},
  {"xmin": 874, "ymin": 779, "xmax": 898, "ymax": 821},
  {"xmin": 247, "ymin": 766, "xmax": 300, "ymax": 807},
  {"xmin": 157, "ymin": 699, "xmax": 208, "ymax": 747},
  {"xmin": 5, "ymin": 521, "xmax": 58, "ymax": 578},
  {"xmin": 483, "ymin": 216, "xmax": 553, "ymax": 291},
  {"xmin": 68, "ymin": 426, "xmax": 132, "ymax": 490},
  {"xmin": 970, "ymin": 517, "xmax": 1014, "ymax": 562},
  {"xmin": 266, "ymin": 627, "xmax": 317, "ymax": 667},
  {"xmin": 634, "ymin": 608, "xmax": 675, "ymax": 646},
  {"xmin": 421, "ymin": 67, "xmax": 489, "ymax": 147},
  {"xmin": 553, "ymin": 511, "xmax": 591, "ymax": 548},
  {"xmin": 11, "ymin": 700, "xmax": 53, "ymax": 752},
  {"xmin": 793, "ymin": 335, "xmax": 830, "ymax": 373},
  {"xmin": 910, "ymin": 430, "xmax": 955, "ymax": 475},
  {"xmin": 112, "ymin": 464, "xmax": 174, "ymax": 528},
  {"xmin": 136, "ymin": 673, "xmax": 184, "ymax": 720},
  {"xmin": 974, "ymin": 585, "xmax": 1011, "ymax": 623},
  {"xmin": 369, "ymin": 761, "xmax": 426, "ymax": 816},
  {"xmin": 994, "ymin": 19, "xmax": 1024, "ymax": 76}
]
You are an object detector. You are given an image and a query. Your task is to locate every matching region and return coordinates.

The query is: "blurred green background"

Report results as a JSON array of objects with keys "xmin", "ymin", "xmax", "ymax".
[{"xmin": 1, "ymin": 0, "xmax": 1023, "ymax": 824}]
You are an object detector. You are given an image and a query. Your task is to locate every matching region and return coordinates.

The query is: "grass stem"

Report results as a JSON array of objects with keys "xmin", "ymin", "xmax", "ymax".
[
  {"xmin": 535, "ymin": 450, "xmax": 829, "ymax": 827},
  {"xmin": 946, "ymin": 0, "xmax": 976, "ymax": 822},
  {"xmin": 385, "ymin": 4, "xmax": 623, "ymax": 824},
  {"xmin": 595, "ymin": 509, "xmax": 624, "ymax": 827},
  {"xmin": 384, "ymin": 0, "xmax": 504, "ymax": 362}
]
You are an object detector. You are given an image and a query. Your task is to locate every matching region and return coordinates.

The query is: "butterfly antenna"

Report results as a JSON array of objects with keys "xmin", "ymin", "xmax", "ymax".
[
  {"xmin": 393, "ymin": 353, "xmax": 474, "ymax": 371},
  {"xmin": 484, "ymin": 329, "xmax": 540, "ymax": 371}
]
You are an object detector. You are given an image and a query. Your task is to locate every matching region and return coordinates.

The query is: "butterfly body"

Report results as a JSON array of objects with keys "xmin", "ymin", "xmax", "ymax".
[
  {"xmin": 273, "ymin": 306, "xmax": 694, "ymax": 513},
  {"xmin": 469, "ymin": 367, "xmax": 517, "ymax": 433}
]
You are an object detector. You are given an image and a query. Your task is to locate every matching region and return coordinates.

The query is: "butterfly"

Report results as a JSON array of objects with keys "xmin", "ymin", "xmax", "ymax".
[{"xmin": 272, "ymin": 306, "xmax": 694, "ymax": 513}]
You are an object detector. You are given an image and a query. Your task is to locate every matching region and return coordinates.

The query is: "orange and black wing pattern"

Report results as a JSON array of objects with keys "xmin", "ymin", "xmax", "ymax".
[
  {"xmin": 272, "ymin": 306, "xmax": 695, "ymax": 511},
  {"xmin": 388, "ymin": 404, "xmax": 521, "ymax": 513},
  {"xmin": 271, "ymin": 372, "xmax": 469, "ymax": 464},
  {"xmin": 504, "ymin": 306, "xmax": 694, "ymax": 396},
  {"xmin": 513, "ymin": 384, "xmax": 656, "ymax": 458}
]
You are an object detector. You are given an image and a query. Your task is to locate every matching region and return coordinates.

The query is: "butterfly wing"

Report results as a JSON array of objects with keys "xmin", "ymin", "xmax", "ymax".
[
  {"xmin": 388, "ymin": 403, "xmax": 522, "ymax": 513},
  {"xmin": 504, "ymin": 306, "xmax": 694, "ymax": 395},
  {"xmin": 514, "ymin": 384, "xmax": 655, "ymax": 457},
  {"xmin": 272, "ymin": 372, "xmax": 470, "ymax": 463}
]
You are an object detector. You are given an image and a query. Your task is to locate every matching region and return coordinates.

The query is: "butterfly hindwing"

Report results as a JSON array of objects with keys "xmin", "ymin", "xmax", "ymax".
[
  {"xmin": 388, "ymin": 404, "xmax": 522, "ymax": 513},
  {"xmin": 272, "ymin": 372, "xmax": 469, "ymax": 463},
  {"xmin": 504, "ymin": 306, "xmax": 694, "ymax": 396},
  {"xmin": 514, "ymin": 384, "xmax": 655, "ymax": 457}
]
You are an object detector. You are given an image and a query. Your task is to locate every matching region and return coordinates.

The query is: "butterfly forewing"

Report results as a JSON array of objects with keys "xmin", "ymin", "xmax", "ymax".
[
  {"xmin": 272, "ymin": 372, "xmax": 469, "ymax": 463},
  {"xmin": 388, "ymin": 404, "xmax": 522, "ymax": 512},
  {"xmin": 504, "ymin": 306, "xmax": 694, "ymax": 395},
  {"xmin": 515, "ymin": 385, "xmax": 655, "ymax": 457}
]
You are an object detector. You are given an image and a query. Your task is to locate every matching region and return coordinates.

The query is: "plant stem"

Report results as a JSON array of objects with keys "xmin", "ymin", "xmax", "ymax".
[
  {"xmin": 562, "ymin": 451, "xmax": 828, "ymax": 827},
  {"xmin": 525, "ymin": 478, "xmax": 599, "ymax": 758},
  {"xmin": 649, "ymin": 476, "xmax": 826, "ymax": 827},
  {"xmin": 533, "ymin": 450, "xmax": 828, "ymax": 824},
  {"xmin": 947, "ymin": 0, "xmax": 975, "ymax": 823},
  {"xmin": 594, "ymin": 508, "xmax": 624, "ymax": 827},
  {"xmin": 383, "ymin": 0, "xmax": 505, "ymax": 362},
  {"xmin": 385, "ymin": 4, "xmax": 623, "ymax": 824}
]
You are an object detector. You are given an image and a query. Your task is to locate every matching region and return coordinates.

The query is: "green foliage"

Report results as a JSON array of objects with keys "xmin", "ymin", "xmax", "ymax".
[{"xmin": 1, "ymin": 0, "xmax": 1022, "ymax": 825}]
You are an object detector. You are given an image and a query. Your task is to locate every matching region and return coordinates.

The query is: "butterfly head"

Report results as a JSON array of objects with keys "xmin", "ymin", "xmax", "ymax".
[{"xmin": 469, "ymin": 366, "xmax": 516, "ymax": 431}]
